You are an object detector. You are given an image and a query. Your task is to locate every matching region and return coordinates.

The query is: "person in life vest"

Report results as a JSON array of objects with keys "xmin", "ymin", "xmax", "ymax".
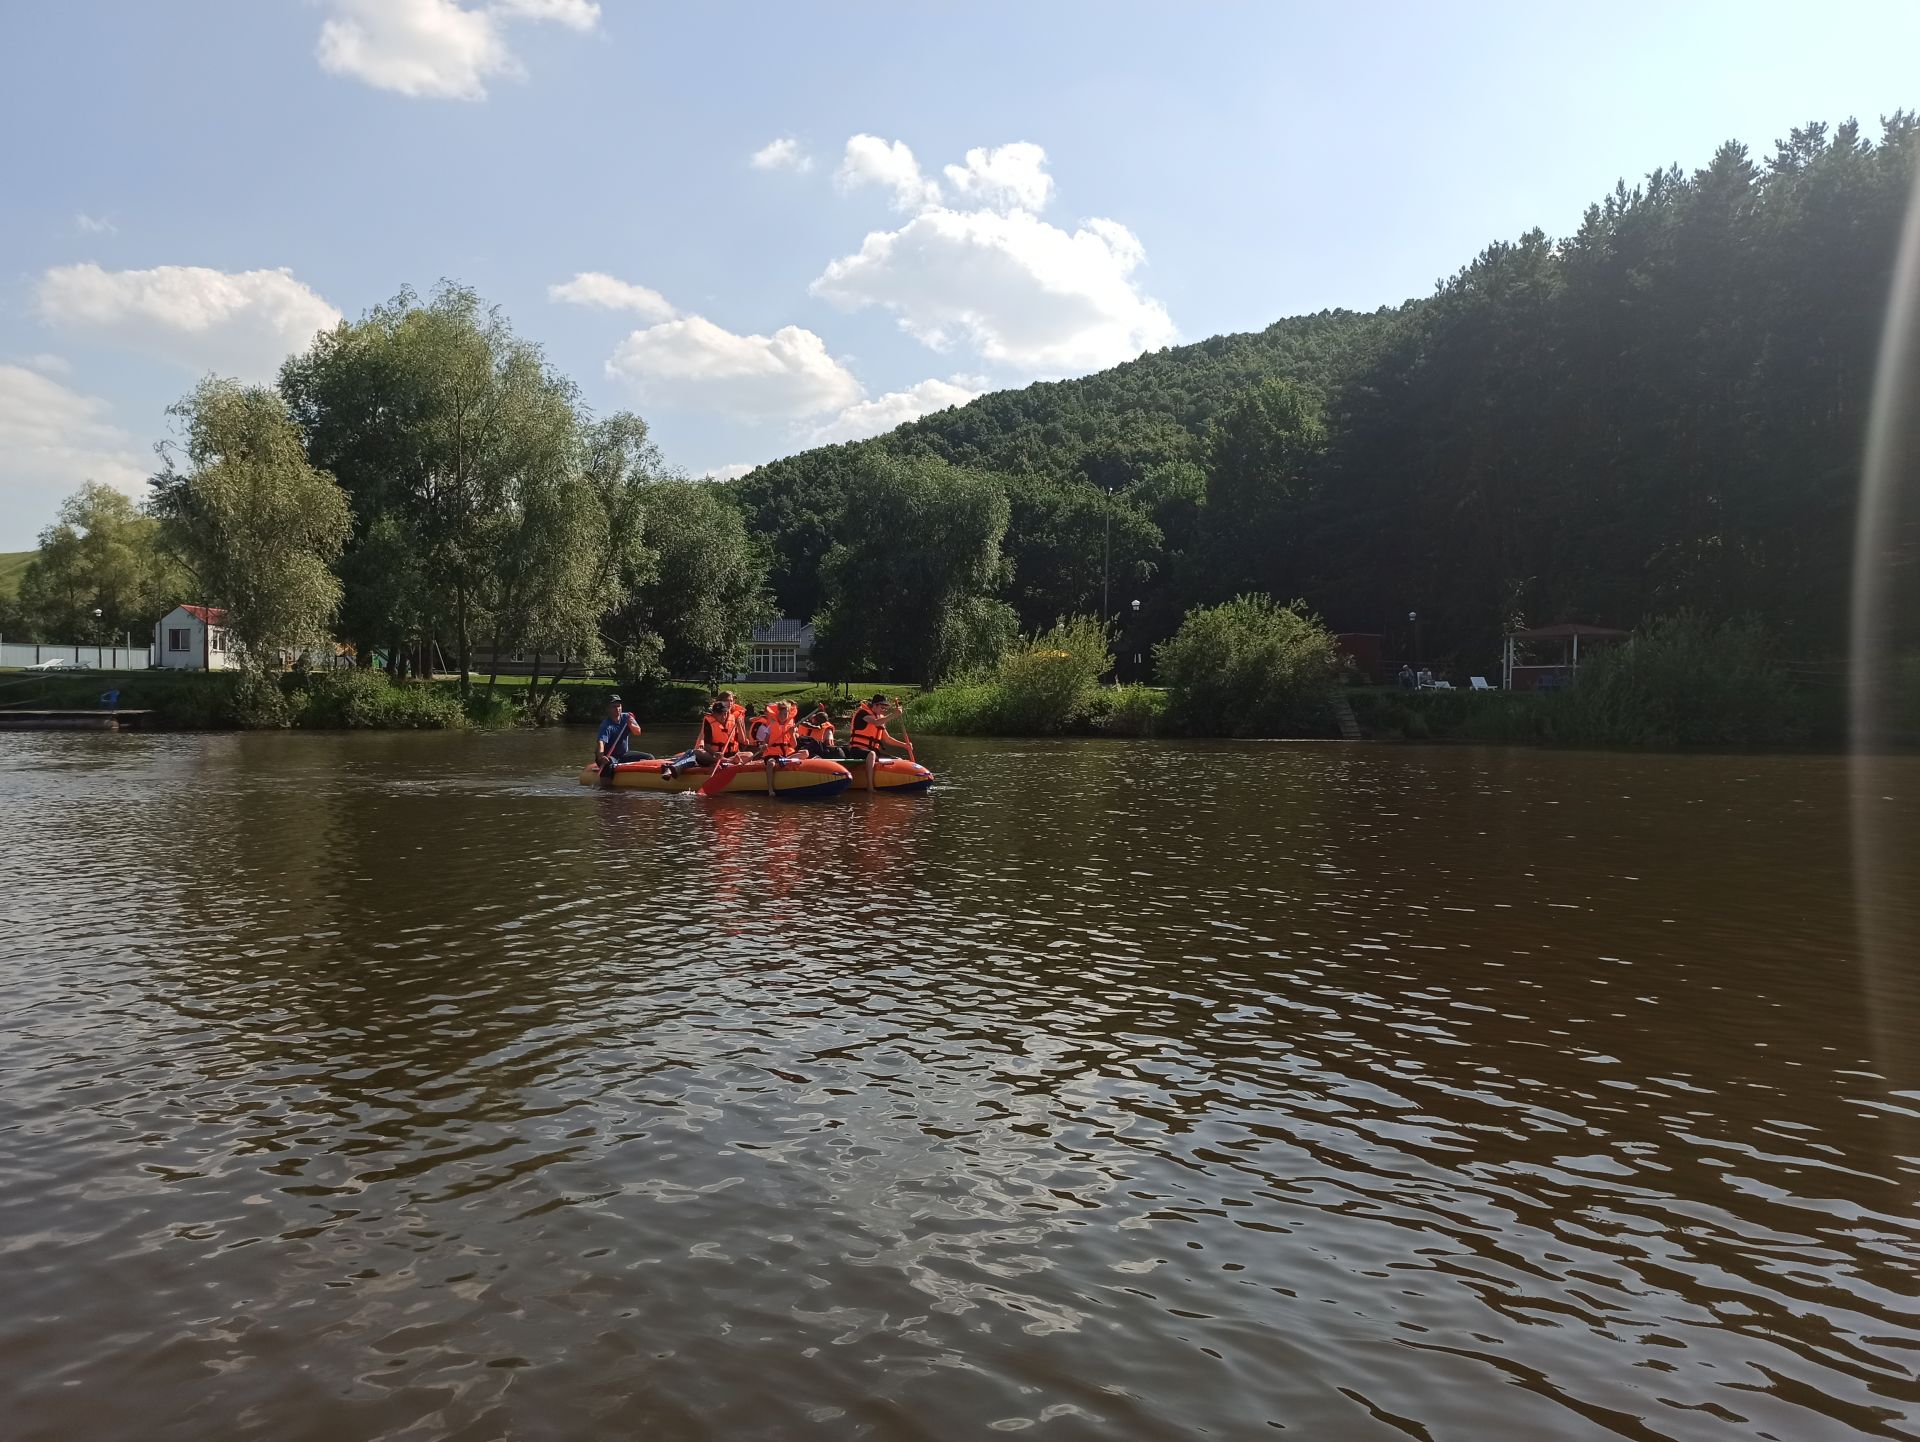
[
  {"xmin": 594, "ymin": 693, "xmax": 649, "ymax": 782},
  {"xmin": 660, "ymin": 698, "xmax": 737, "ymax": 780},
  {"xmin": 720, "ymin": 690, "xmax": 747, "ymax": 742},
  {"xmin": 847, "ymin": 692, "xmax": 912, "ymax": 788},
  {"xmin": 752, "ymin": 699, "xmax": 801, "ymax": 795},
  {"xmin": 797, "ymin": 704, "xmax": 841, "ymax": 758}
]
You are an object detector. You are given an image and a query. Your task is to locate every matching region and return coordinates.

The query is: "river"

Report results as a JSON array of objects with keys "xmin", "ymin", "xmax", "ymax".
[{"xmin": 1, "ymin": 730, "xmax": 1916, "ymax": 1441}]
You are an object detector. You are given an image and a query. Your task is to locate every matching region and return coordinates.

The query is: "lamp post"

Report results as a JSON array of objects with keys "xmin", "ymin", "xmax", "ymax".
[
  {"xmin": 1408, "ymin": 610, "xmax": 1421, "ymax": 683},
  {"xmin": 1101, "ymin": 485, "xmax": 1116, "ymax": 621},
  {"xmin": 1130, "ymin": 598, "xmax": 1142, "ymax": 678}
]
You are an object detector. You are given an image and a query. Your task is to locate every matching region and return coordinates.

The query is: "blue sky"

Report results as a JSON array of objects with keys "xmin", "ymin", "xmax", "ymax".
[{"xmin": 2, "ymin": 0, "xmax": 1917, "ymax": 550}]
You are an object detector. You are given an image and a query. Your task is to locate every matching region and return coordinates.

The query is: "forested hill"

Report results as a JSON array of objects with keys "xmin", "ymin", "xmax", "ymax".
[
  {"xmin": 874, "ymin": 307, "xmax": 1401, "ymax": 478},
  {"xmin": 736, "ymin": 115, "xmax": 1917, "ymax": 674}
]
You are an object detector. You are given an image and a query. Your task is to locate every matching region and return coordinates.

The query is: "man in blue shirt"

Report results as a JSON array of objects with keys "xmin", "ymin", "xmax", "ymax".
[{"xmin": 595, "ymin": 694, "xmax": 650, "ymax": 781}]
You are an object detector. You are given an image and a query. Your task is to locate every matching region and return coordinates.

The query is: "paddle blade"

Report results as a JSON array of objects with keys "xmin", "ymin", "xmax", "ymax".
[{"xmin": 697, "ymin": 761, "xmax": 738, "ymax": 797}]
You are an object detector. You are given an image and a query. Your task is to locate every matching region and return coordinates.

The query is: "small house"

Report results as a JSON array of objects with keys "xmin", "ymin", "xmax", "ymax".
[
  {"xmin": 741, "ymin": 619, "xmax": 815, "ymax": 682},
  {"xmin": 154, "ymin": 604, "xmax": 233, "ymax": 671}
]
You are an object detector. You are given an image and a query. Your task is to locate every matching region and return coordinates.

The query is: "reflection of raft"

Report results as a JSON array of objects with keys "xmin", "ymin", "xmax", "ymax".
[
  {"xmin": 577, "ymin": 757, "xmax": 852, "ymax": 798},
  {"xmin": 850, "ymin": 757, "xmax": 935, "ymax": 792}
]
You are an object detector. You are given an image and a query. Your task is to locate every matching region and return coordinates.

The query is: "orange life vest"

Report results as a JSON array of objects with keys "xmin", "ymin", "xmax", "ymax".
[
  {"xmin": 850, "ymin": 706, "xmax": 888, "ymax": 750},
  {"xmin": 799, "ymin": 716, "xmax": 834, "ymax": 746},
  {"xmin": 761, "ymin": 710, "xmax": 798, "ymax": 758},
  {"xmin": 699, "ymin": 712, "xmax": 737, "ymax": 755}
]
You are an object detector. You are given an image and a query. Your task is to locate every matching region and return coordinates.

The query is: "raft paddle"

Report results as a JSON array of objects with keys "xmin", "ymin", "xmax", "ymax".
[{"xmin": 698, "ymin": 756, "xmax": 740, "ymax": 797}]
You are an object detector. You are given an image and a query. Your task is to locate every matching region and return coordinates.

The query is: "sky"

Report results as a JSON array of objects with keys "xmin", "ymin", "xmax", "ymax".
[{"xmin": 2, "ymin": 1, "xmax": 1917, "ymax": 550}]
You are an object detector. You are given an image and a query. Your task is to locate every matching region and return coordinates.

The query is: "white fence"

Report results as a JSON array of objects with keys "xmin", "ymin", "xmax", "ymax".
[{"xmin": 0, "ymin": 641, "xmax": 153, "ymax": 670}]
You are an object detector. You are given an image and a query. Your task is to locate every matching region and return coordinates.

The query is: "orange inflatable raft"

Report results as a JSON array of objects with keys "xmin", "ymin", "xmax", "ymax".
[
  {"xmin": 846, "ymin": 756, "xmax": 935, "ymax": 792},
  {"xmin": 579, "ymin": 756, "xmax": 852, "ymax": 798}
]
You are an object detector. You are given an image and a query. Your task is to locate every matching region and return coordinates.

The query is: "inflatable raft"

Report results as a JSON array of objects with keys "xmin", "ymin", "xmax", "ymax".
[
  {"xmin": 578, "ymin": 756, "xmax": 852, "ymax": 798},
  {"xmin": 848, "ymin": 756, "xmax": 936, "ymax": 792}
]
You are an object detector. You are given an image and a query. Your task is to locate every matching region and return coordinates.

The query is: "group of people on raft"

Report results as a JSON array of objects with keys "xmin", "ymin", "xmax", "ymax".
[{"xmin": 595, "ymin": 690, "xmax": 914, "ymax": 793}]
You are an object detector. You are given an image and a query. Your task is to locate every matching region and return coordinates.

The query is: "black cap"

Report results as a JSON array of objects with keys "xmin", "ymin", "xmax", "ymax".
[{"xmin": 607, "ymin": 692, "xmax": 622, "ymax": 704}]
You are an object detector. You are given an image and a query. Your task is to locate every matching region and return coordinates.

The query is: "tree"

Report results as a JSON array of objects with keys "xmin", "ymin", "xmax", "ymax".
[
  {"xmin": 813, "ymin": 454, "xmax": 1017, "ymax": 683},
  {"xmin": 1154, "ymin": 595, "xmax": 1345, "ymax": 736},
  {"xmin": 280, "ymin": 283, "xmax": 581, "ymax": 689},
  {"xmin": 606, "ymin": 480, "xmax": 769, "ymax": 686},
  {"xmin": 1196, "ymin": 379, "xmax": 1326, "ymax": 601},
  {"xmin": 149, "ymin": 379, "xmax": 351, "ymax": 674},
  {"xmin": 14, "ymin": 482, "xmax": 180, "ymax": 643}
]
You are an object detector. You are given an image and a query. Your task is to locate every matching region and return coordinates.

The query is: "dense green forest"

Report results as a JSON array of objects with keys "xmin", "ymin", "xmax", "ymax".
[{"xmin": 737, "ymin": 116, "xmax": 1917, "ymax": 675}]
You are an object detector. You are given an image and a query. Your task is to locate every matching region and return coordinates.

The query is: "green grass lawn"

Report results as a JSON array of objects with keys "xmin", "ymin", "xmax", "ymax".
[{"xmin": 0, "ymin": 550, "xmax": 32, "ymax": 599}]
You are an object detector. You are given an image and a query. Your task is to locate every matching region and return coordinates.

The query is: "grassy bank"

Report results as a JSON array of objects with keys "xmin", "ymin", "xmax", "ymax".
[{"xmin": 0, "ymin": 669, "xmax": 922, "ymax": 732}]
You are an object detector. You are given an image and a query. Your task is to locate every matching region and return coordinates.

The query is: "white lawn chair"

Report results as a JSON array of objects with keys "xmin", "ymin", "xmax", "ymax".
[
  {"xmin": 1469, "ymin": 676, "xmax": 1492, "ymax": 690},
  {"xmin": 1431, "ymin": 679, "xmax": 1453, "ymax": 689}
]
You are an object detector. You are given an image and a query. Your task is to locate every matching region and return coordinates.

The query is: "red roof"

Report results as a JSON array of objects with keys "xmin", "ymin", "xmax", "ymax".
[{"xmin": 179, "ymin": 604, "xmax": 228, "ymax": 625}]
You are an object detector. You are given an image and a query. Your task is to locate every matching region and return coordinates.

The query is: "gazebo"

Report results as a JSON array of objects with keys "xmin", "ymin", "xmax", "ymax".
[{"xmin": 1502, "ymin": 622, "xmax": 1628, "ymax": 691}]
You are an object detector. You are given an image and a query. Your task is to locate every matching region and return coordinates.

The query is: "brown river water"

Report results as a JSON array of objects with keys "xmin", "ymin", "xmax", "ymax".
[{"xmin": 1, "ymin": 730, "xmax": 1917, "ymax": 1442}]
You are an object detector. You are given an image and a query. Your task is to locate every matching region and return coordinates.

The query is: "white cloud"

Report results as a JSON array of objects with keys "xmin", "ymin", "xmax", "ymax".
[
  {"xmin": 74, "ymin": 213, "xmax": 117, "ymax": 236},
  {"xmin": 491, "ymin": 0, "xmax": 600, "ymax": 29},
  {"xmin": 36, "ymin": 263, "xmax": 343, "ymax": 381},
  {"xmin": 809, "ymin": 375, "xmax": 988, "ymax": 445},
  {"xmin": 548, "ymin": 271, "xmax": 675, "ymax": 319},
  {"xmin": 315, "ymin": 0, "xmax": 597, "ymax": 100},
  {"xmin": 750, "ymin": 137, "xmax": 812, "ymax": 174},
  {"xmin": 0, "ymin": 365, "xmax": 149, "ymax": 546},
  {"xmin": 606, "ymin": 315, "xmax": 862, "ymax": 420},
  {"xmin": 811, "ymin": 206, "xmax": 1174, "ymax": 373},
  {"xmin": 942, "ymin": 142, "xmax": 1053, "ymax": 214},
  {"xmin": 702, "ymin": 462, "xmax": 758, "ymax": 482},
  {"xmin": 835, "ymin": 134, "xmax": 942, "ymax": 212},
  {"xmin": 19, "ymin": 353, "xmax": 73, "ymax": 377}
]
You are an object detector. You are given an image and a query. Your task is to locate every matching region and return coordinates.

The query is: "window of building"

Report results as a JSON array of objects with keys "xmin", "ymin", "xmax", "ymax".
[
  {"xmin": 749, "ymin": 646, "xmax": 796, "ymax": 675},
  {"xmin": 168, "ymin": 628, "xmax": 189, "ymax": 653},
  {"xmin": 210, "ymin": 630, "xmax": 225, "ymax": 653}
]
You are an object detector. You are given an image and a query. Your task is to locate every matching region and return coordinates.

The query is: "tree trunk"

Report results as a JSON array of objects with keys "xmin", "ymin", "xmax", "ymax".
[{"xmin": 486, "ymin": 623, "xmax": 501, "ymax": 694}]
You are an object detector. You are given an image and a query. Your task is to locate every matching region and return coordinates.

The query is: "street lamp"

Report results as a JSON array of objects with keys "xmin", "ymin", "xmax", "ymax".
[
  {"xmin": 1408, "ymin": 610, "xmax": 1421, "ymax": 681},
  {"xmin": 1101, "ymin": 485, "xmax": 1117, "ymax": 621}
]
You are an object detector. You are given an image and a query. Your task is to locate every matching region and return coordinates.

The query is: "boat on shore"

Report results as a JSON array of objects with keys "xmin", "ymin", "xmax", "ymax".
[{"xmin": 578, "ymin": 756, "xmax": 852, "ymax": 798}]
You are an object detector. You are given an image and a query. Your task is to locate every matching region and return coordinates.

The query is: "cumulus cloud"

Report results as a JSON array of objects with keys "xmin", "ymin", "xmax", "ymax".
[
  {"xmin": 36, "ymin": 263, "xmax": 343, "ymax": 381},
  {"xmin": 74, "ymin": 213, "xmax": 117, "ymax": 236},
  {"xmin": 811, "ymin": 206, "xmax": 1173, "ymax": 373},
  {"xmin": 809, "ymin": 375, "xmax": 988, "ymax": 445},
  {"xmin": 942, "ymin": 142, "xmax": 1053, "ymax": 214},
  {"xmin": 0, "ymin": 365, "xmax": 149, "ymax": 546},
  {"xmin": 490, "ymin": 0, "xmax": 599, "ymax": 28},
  {"xmin": 701, "ymin": 462, "xmax": 758, "ymax": 482},
  {"xmin": 835, "ymin": 134, "xmax": 942, "ymax": 212},
  {"xmin": 750, "ymin": 137, "xmax": 812, "ymax": 173},
  {"xmin": 606, "ymin": 315, "xmax": 862, "ymax": 420},
  {"xmin": 548, "ymin": 271, "xmax": 674, "ymax": 319},
  {"xmin": 19, "ymin": 353, "xmax": 73, "ymax": 377},
  {"xmin": 316, "ymin": 0, "xmax": 597, "ymax": 100}
]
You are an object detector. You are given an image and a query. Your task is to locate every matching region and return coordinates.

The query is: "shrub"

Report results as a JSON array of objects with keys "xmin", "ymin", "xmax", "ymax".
[
  {"xmin": 1154, "ymin": 595, "xmax": 1345, "ymax": 736},
  {"xmin": 906, "ymin": 680, "xmax": 1003, "ymax": 735},
  {"xmin": 992, "ymin": 616, "xmax": 1112, "ymax": 734},
  {"xmin": 1086, "ymin": 684, "xmax": 1167, "ymax": 736},
  {"xmin": 1555, "ymin": 612, "xmax": 1805, "ymax": 746},
  {"xmin": 296, "ymin": 670, "xmax": 467, "ymax": 730}
]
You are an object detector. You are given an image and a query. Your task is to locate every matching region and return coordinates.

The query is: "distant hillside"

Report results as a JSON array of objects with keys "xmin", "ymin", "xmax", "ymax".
[
  {"xmin": 0, "ymin": 551, "xmax": 31, "ymax": 600},
  {"xmin": 737, "ymin": 115, "xmax": 1917, "ymax": 662}
]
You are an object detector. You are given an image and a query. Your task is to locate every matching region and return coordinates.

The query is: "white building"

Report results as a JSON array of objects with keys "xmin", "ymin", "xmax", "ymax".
[{"xmin": 154, "ymin": 604, "xmax": 233, "ymax": 671}]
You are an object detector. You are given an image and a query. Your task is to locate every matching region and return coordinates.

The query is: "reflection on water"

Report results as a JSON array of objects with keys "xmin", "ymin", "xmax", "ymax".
[{"xmin": 1, "ymin": 730, "xmax": 1916, "ymax": 1441}]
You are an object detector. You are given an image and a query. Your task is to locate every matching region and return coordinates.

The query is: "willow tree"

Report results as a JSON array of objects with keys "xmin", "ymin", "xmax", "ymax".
[
  {"xmin": 150, "ymin": 379, "xmax": 351, "ymax": 674},
  {"xmin": 281, "ymin": 283, "xmax": 581, "ymax": 690}
]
